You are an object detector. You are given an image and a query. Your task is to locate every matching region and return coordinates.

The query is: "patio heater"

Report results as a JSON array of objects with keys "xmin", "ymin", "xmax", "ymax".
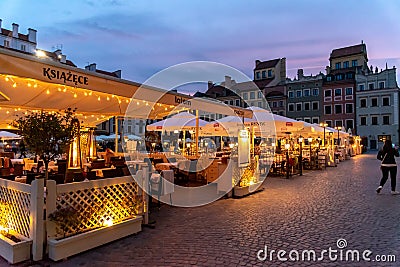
[
  {"xmin": 86, "ymin": 128, "xmax": 97, "ymax": 162},
  {"xmin": 67, "ymin": 118, "xmax": 82, "ymax": 170},
  {"xmin": 298, "ymin": 136, "xmax": 303, "ymax": 176}
]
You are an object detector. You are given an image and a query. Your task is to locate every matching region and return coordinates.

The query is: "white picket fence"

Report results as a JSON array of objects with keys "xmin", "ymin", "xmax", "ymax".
[{"xmin": 0, "ymin": 167, "xmax": 148, "ymax": 263}]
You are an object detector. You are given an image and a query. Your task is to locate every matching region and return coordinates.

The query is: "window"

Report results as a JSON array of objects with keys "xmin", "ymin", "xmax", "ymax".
[
  {"xmin": 324, "ymin": 105, "xmax": 332, "ymax": 115},
  {"xmin": 288, "ymin": 91, "xmax": 294, "ymax": 98},
  {"xmin": 346, "ymin": 119, "xmax": 353, "ymax": 129},
  {"xmin": 352, "ymin": 60, "xmax": 357, "ymax": 67},
  {"xmin": 371, "ymin": 116, "xmax": 378, "ymax": 125},
  {"xmin": 279, "ymin": 100, "xmax": 284, "ymax": 107},
  {"xmin": 296, "ymin": 90, "xmax": 302, "ymax": 97},
  {"xmin": 303, "ymin": 89, "xmax": 310, "ymax": 97},
  {"xmin": 296, "ymin": 103, "xmax": 302, "ymax": 111},
  {"xmin": 360, "ymin": 117, "xmax": 367, "ymax": 126},
  {"xmin": 250, "ymin": 102, "xmax": 254, "ymax": 106},
  {"xmin": 21, "ymin": 44, "xmax": 26, "ymax": 51},
  {"xmin": 358, "ymin": 84, "xmax": 365, "ymax": 91},
  {"xmin": 272, "ymin": 101, "xmax": 277, "ymax": 108},
  {"xmin": 224, "ymin": 101, "xmax": 229, "ymax": 104},
  {"xmin": 383, "ymin": 115, "xmax": 390, "ymax": 125},
  {"xmin": 243, "ymin": 93, "xmax": 248, "ymax": 100},
  {"xmin": 326, "ymin": 120, "xmax": 333, "ymax": 127},
  {"xmin": 327, "ymin": 76, "xmax": 332, "ymax": 82},
  {"xmin": 288, "ymin": 104, "xmax": 295, "ymax": 112},
  {"xmin": 268, "ymin": 69, "xmax": 272, "ymax": 77},
  {"xmin": 345, "ymin": 87, "xmax": 353, "ymax": 95},
  {"xmin": 304, "ymin": 102, "xmax": 310, "ymax": 111},
  {"xmin": 278, "ymin": 111, "xmax": 284, "ymax": 116},
  {"xmin": 229, "ymin": 100, "xmax": 234, "ymax": 105},
  {"xmin": 368, "ymin": 83, "xmax": 374, "ymax": 90},
  {"xmin": 343, "ymin": 61, "xmax": 349, "ymax": 68},
  {"xmin": 382, "ymin": 97, "xmax": 390, "ymax": 106},
  {"xmin": 258, "ymin": 91, "xmax": 263, "ymax": 98},
  {"xmin": 345, "ymin": 103, "xmax": 353, "ymax": 113},
  {"xmin": 335, "ymin": 120, "xmax": 343, "ymax": 127},
  {"xmin": 379, "ymin": 81, "xmax": 385, "ymax": 89},
  {"xmin": 334, "ymin": 88, "xmax": 342, "ymax": 96},
  {"xmin": 312, "ymin": 117, "xmax": 319, "ymax": 124},
  {"xmin": 304, "ymin": 118, "xmax": 311, "ymax": 123},
  {"xmin": 335, "ymin": 62, "xmax": 341, "ymax": 69},
  {"xmin": 262, "ymin": 71, "xmax": 266, "ymax": 79},
  {"xmin": 360, "ymin": 99, "xmax": 367, "ymax": 108},
  {"xmin": 250, "ymin": 92, "xmax": 255, "ymax": 99},
  {"xmin": 324, "ymin": 90, "xmax": 332, "ymax": 97},
  {"xmin": 258, "ymin": 102, "xmax": 263, "ymax": 108},
  {"xmin": 346, "ymin": 73, "xmax": 353, "ymax": 79},
  {"xmin": 312, "ymin": 101, "xmax": 319, "ymax": 110},
  {"xmin": 335, "ymin": 104, "xmax": 342, "ymax": 114},
  {"xmin": 336, "ymin": 74, "xmax": 343, "ymax": 80},
  {"xmin": 235, "ymin": 99, "xmax": 240, "ymax": 106},
  {"xmin": 256, "ymin": 72, "xmax": 260, "ymax": 80},
  {"xmin": 371, "ymin": 98, "xmax": 378, "ymax": 107},
  {"xmin": 3, "ymin": 40, "xmax": 9, "ymax": 47},
  {"xmin": 312, "ymin": 88, "xmax": 319, "ymax": 96}
]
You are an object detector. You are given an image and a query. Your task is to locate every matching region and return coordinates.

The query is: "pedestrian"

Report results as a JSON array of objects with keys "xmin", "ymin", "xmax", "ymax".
[{"xmin": 376, "ymin": 139, "xmax": 399, "ymax": 195}]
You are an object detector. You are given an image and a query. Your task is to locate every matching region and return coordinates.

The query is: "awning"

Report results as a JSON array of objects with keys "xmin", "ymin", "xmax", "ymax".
[{"xmin": 0, "ymin": 47, "xmax": 252, "ymax": 129}]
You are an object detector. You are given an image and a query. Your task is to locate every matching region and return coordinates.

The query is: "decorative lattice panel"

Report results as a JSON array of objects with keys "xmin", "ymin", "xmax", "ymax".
[
  {"xmin": 0, "ymin": 186, "xmax": 31, "ymax": 238},
  {"xmin": 54, "ymin": 181, "xmax": 141, "ymax": 237}
]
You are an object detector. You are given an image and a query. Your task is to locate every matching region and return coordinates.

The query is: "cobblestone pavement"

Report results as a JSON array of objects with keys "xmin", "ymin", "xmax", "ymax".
[{"xmin": 3, "ymin": 152, "xmax": 400, "ymax": 266}]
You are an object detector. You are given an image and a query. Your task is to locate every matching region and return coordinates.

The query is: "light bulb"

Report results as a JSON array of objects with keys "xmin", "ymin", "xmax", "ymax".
[
  {"xmin": 27, "ymin": 83, "xmax": 32, "ymax": 87},
  {"xmin": 46, "ymin": 89, "xmax": 50, "ymax": 95},
  {"xmin": 74, "ymin": 93, "xmax": 77, "ymax": 98},
  {"xmin": 98, "ymin": 96, "xmax": 101, "ymax": 101},
  {"xmin": 33, "ymin": 84, "xmax": 37, "ymax": 88},
  {"xmin": 12, "ymin": 83, "xmax": 16, "ymax": 88}
]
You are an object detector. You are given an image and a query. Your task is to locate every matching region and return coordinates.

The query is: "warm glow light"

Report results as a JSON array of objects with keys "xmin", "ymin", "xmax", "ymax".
[
  {"xmin": 12, "ymin": 83, "xmax": 16, "ymax": 88},
  {"xmin": 46, "ymin": 89, "xmax": 50, "ymax": 95},
  {"xmin": 5, "ymin": 77, "xmax": 9, "ymax": 82},
  {"xmin": 27, "ymin": 82, "xmax": 32, "ymax": 87},
  {"xmin": 104, "ymin": 218, "xmax": 113, "ymax": 227},
  {"xmin": 107, "ymin": 96, "xmax": 110, "ymax": 101},
  {"xmin": 33, "ymin": 83, "xmax": 37, "ymax": 88},
  {"xmin": 285, "ymin": 143, "xmax": 290, "ymax": 149},
  {"xmin": 74, "ymin": 93, "xmax": 77, "ymax": 98},
  {"xmin": 84, "ymin": 92, "xmax": 88, "ymax": 96},
  {"xmin": 308, "ymin": 137, "xmax": 313, "ymax": 142},
  {"xmin": 98, "ymin": 96, "xmax": 101, "ymax": 101},
  {"xmin": 35, "ymin": 50, "xmax": 47, "ymax": 58},
  {"xmin": 63, "ymin": 88, "xmax": 67, "ymax": 92}
]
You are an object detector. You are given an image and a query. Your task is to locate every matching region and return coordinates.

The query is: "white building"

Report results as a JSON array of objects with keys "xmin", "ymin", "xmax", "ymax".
[{"xmin": 0, "ymin": 20, "xmax": 36, "ymax": 53}]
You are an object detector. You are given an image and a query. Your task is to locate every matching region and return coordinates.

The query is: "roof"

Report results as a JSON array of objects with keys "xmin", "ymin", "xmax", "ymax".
[
  {"xmin": 254, "ymin": 59, "xmax": 280, "ymax": 70},
  {"xmin": 330, "ymin": 44, "xmax": 366, "ymax": 59},
  {"xmin": 95, "ymin": 69, "xmax": 119, "ymax": 78},
  {"xmin": 0, "ymin": 29, "xmax": 33, "ymax": 43}
]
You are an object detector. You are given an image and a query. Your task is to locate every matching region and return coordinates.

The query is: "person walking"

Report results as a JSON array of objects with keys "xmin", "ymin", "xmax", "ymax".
[{"xmin": 377, "ymin": 139, "xmax": 399, "ymax": 194}]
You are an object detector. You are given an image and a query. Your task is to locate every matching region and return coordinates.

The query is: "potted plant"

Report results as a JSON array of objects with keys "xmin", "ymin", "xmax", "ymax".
[{"xmin": 13, "ymin": 108, "xmax": 78, "ymax": 180}]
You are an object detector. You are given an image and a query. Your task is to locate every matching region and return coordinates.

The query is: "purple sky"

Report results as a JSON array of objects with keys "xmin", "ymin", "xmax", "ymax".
[{"xmin": 2, "ymin": 0, "xmax": 400, "ymax": 93}]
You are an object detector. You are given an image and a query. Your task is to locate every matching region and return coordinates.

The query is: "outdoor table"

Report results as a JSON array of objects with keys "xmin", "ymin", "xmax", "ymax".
[
  {"xmin": 91, "ymin": 167, "xmax": 115, "ymax": 178},
  {"xmin": 10, "ymin": 159, "xmax": 24, "ymax": 165}
]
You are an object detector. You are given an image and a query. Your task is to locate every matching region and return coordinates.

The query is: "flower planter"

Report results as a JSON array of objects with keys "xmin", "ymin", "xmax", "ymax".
[
  {"xmin": 48, "ymin": 216, "xmax": 142, "ymax": 261},
  {"xmin": 0, "ymin": 232, "xmax": 32, "ymax": 264},
  {"xmin": 233, "ymin": 181, "xmax": 263, "ymax": 197}
]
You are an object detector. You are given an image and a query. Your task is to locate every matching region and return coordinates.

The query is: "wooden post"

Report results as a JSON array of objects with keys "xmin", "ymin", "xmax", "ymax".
[
  {"xmin": 30, "ymin": 179, "xmax": 44, "ymax": 261},
  {"xmin": 115, "ymin": 116, "xmax": 119, "ymax": 153},
  {"xmin": 45, "ymin": 180, "xmax": 57, "ymax": 239}
]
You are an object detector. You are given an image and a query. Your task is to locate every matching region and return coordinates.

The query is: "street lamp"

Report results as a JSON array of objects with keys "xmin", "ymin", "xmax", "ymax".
[
  {"xmin": 298, "ymin": 136, "xmax": 303, "ymax": 176},
  {"xmin": 319, "ymin": 122, "xmax": 328, "ymax": 147},
  {"xmin": 334, "ymin": 126, "xmax": 342, "ymax": 148}
]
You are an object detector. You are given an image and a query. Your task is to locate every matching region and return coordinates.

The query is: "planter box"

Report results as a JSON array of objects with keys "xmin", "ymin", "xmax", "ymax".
[
  {"xmin": 233, "ymin": 181, "xmax": 263, "ymax": 197},
  {"xmin": 0, "ymin": 232, "xmax": 32, "ymax": 264},
  {"xmin": 48, "ymin": 216, "xmax": 142, "ymax": 261}
]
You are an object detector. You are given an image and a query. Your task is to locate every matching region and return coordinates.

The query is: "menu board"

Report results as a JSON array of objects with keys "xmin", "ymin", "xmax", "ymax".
[{"xmin": 238, "ymin": 129, "xmax": 250, "ymax": 168}]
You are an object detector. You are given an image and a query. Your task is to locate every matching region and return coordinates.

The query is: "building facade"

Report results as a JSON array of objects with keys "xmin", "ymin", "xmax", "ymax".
[
  {"xmin": 0, "ymin": 20, "xmax": 36, "ymax": 54},
  {"xmin": 356, "ymin": 66, "xmax": 400, "ymax": 149},
  {"xmin": 321, "ymin": 43, "xmax": 369, "ymax": 132},
  {"xmin": 286, "ymin": 69, "xmax": 324, "ymax": 123}
]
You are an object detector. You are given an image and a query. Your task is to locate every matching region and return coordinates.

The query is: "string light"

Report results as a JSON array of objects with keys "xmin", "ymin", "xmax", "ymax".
[
  {"xmin": 12, "ymin": 83, "xmax": 16, "ymax": 88},
  {"xmin": 5, "ymin": 77, "xmax": 9, "ymax": 82},
  {"xmin": 58, "ymin": 87, "xmax": 62, "ymax": 92},
  {"xmin": 33, "ymin": 83, "xmax": 37, "ymax": 88},
  {"xmin": 107, "ymin": 96, "xmax": 110, "ymax": 101},
  {"xmin": 126, "ymin": 99, "xmax": 129, "ymax": 103},
  {"xmin": 98, "ymin": 96, "xmax": 101, "ymax": 101},
  {"xmin": 46, "ymin": 89, "xmax": 50, "ymax": 95},
  {"xmin": 74, "ymin": 93, "xmax": 77, "ymax": 98},
  {"xmin": 84, "ymin": 92, "xmax": 88, "ymax": 96},
  {"xmin": 63, "ymin": 88, "xmax": 67, "ymax": 92},
  {"xmin": 89, "ymin": 91, "xmax": 92, "ymax": 96},
  {"xmin": 27, "ymin": 82, "xmax": 32, "ymax": 87}
]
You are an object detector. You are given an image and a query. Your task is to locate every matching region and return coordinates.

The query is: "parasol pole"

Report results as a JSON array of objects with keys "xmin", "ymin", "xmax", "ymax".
[
  {"xmin": 195, "ymin": 110, "xmax": 199, "ymax": 157},
  {"xmin": 115, "ymin": 116, "xmax": 118, "ymax": 153}
]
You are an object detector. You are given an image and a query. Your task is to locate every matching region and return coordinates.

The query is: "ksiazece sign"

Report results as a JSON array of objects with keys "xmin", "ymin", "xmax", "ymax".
[{"xmin": 43, "ymin": 67, "xmax": 89, "ymax": 86}]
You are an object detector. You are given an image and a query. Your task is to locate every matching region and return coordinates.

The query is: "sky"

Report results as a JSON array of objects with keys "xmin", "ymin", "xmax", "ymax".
[{"xmin": 1, "ymin": 0, "xmax": 400, "ymax": 93}]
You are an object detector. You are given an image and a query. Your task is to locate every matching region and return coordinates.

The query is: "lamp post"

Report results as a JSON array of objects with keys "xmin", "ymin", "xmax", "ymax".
[
  {"xmin": 308, "ymin": 137, "xmax": 313, "ymax": 168},
  {"xmin": 319, "ymin": 122, "xmax": 328, "ymax": 147},
  {"xmin": 285, "ymin": 143, "xmax": 290, "ymax": 179},
  {"xmin": 298, "ymin": 136, "xmax": 303, "ymax": 176},
  {"xmin": 334, "ymin": 126, "xmax": 342, "ymax": 149}
]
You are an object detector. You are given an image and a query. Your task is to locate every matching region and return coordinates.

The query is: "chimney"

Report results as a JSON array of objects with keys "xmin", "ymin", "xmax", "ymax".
[
  {"xmin": 280, "ymin": 58, "xmax": 286, "ymax": 82},
  {"xmin": 12, "ymin": 23, "xmax": 18, "ymax": 38},
  {"xmin": 60, "ymin": 55, "xmax": 66, "ymax": 64},
  {"xmin": 297, "ymin": 69, "xmax": 304, "ymax": 79},
  {"xmin": 255, "ymin": 60, "xmax": 261, "ymax": 67},
  {"xmin": 28, "ymin": 28, "xmax": 37, "ymax": 43},
  {"xmin": 85, "ymin": 63, "xmax": 97, "ymax": 72},
  {"xmin": 208, "ymin": 81, "xmax": 213, "ymax": 89},
  {"xmin": 113, "ymin": 70, "xmax": 122, "ymax": 78},
  {"xmin": 225, "ymin": 75, "xmax": 232, "ymax": 89}
]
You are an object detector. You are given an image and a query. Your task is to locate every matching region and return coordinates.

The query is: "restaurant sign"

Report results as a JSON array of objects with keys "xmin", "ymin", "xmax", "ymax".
[
  {"xmin": 286, "ymin": 122, "xmax": 293, "ymax": 126},
  {"xmin": 42, "ymin": 67, "xmax": 89, "ymax": 86}
]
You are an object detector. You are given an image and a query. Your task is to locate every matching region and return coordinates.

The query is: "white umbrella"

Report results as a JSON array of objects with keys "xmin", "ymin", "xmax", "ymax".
[
  {"xmin": 0, "ymin": 131, "xmax": 21, "ymax": 140},
  {"xmin": 146, "ymin": 112, "xmax": 208, "ymax": 131}
]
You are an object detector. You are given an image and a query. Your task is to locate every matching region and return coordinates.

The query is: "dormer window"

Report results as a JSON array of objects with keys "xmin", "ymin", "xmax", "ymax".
[
  {"xmin": 262, "ymin": 71, "xmax": 266, "ymax": 79},
  {"xmin": 267, "ymin": 69, "xmax": 272, "ymax": 78}
]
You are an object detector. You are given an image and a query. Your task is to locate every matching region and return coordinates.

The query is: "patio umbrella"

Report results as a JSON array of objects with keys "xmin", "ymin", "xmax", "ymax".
[
  {"xmin": 0, "ymin": 131, "xmax": 21, "ymax": 140},
  {"xmin": 146, "ymin": 112, "xmax": 208, "ymax": 132}
]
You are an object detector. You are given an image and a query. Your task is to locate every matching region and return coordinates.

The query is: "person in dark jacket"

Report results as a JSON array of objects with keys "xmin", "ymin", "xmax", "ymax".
[{"xmin": 377, "ymin": 139, "xmax": 399, "ymax": 194}]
